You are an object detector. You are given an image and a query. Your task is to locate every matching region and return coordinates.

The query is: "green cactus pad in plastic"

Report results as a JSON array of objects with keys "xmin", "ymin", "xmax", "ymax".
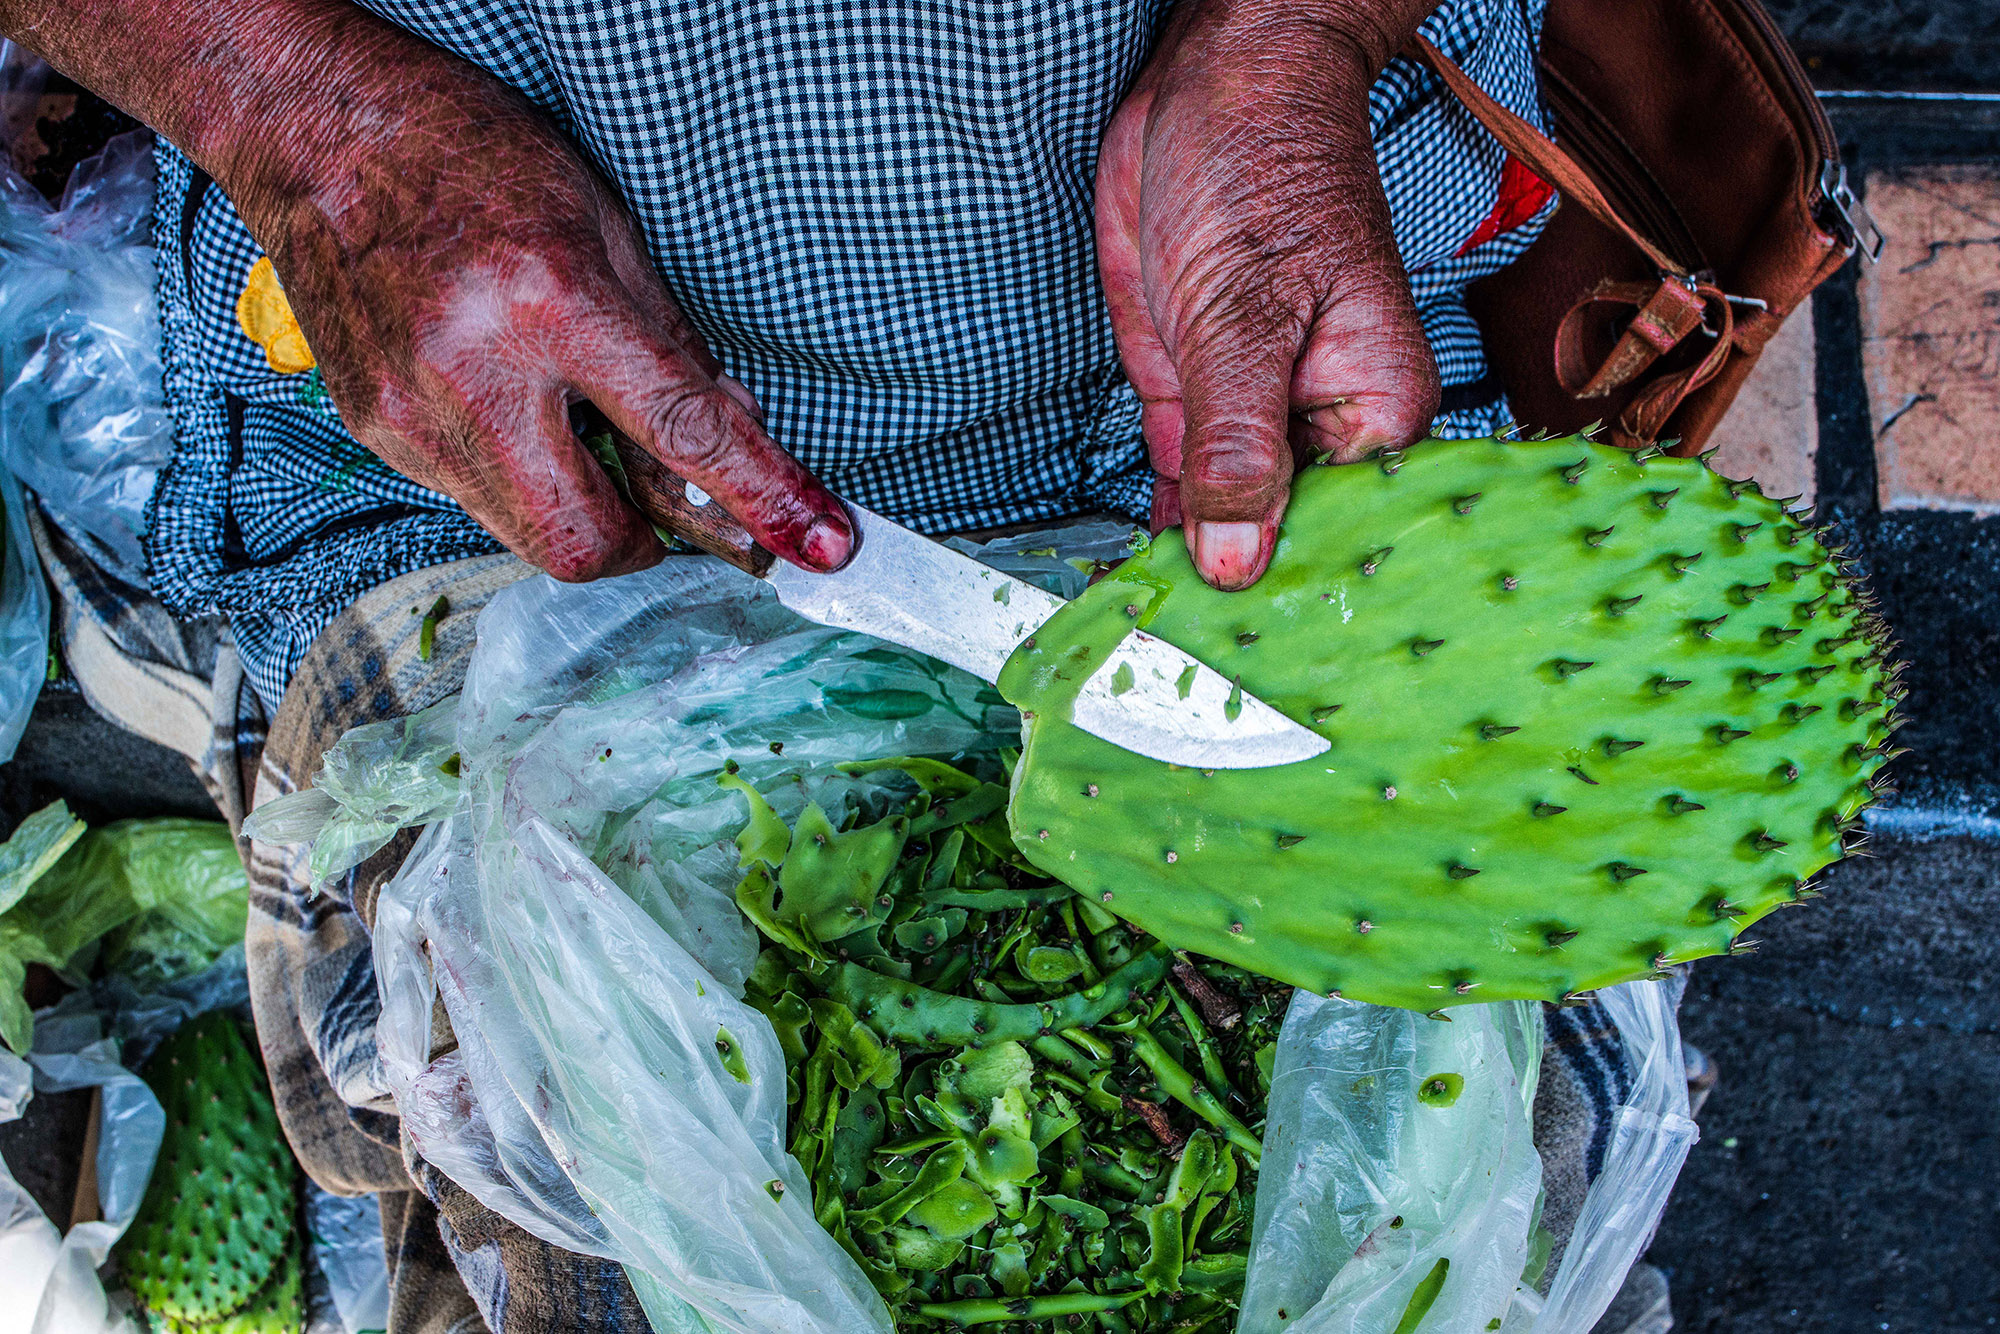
[
  {"xmin": 1004, "ymin": 435, "xmax": 1900, "ymax": 1011},
  {"xmin": 116, "ymin": 1011, "xmax": 299, "ymax": 1326}
]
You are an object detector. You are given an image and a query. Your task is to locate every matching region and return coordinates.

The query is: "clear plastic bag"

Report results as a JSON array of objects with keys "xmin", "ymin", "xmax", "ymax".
[
  {"xmin": 0, "ymin": 459, "xmax": 48, "ymax": 766},
  {"xmin": 243, "ymin": 699, "xmax": 464, "ymax": 892},
  {"xmin": 1239, "ymin": 997, "xmax": 1546, "ymax": 1334},
  {"xmin": 0, "ymin": 126, "xmax": 169, "ymax": 587},
  {"xmin": 266, "ymin": 535, "xmax": 1692, "ymax": 1333}
]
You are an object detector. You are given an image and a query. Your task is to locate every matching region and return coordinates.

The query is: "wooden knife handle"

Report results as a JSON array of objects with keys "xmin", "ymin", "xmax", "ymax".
[{"xmin": 594, "ymin": 422, "xmax": 776, "ymax": 578}]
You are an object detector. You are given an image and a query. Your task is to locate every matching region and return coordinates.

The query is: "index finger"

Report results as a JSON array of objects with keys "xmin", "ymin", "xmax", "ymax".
[{"xmin": 559, "ymin": 302, "xmax": 853, "ymax": 573}]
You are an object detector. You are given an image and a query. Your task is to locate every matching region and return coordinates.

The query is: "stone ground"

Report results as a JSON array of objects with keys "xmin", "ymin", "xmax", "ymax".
[{"xmin": 3, "ymin": 8, "xmax": 1999, "ymax": 1333}]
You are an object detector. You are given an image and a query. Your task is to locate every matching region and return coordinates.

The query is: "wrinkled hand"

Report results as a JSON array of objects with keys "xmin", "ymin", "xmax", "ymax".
[
  {"xmin": 1097, "ymin": 0, "xmax": 1440, "ymax": 589},
  {"xmin": 227, "ymin": 55, "xmax": 852, "ymax": 581}
]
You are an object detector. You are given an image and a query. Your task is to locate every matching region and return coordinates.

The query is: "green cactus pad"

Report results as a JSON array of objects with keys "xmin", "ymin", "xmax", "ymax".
[
  {"xmin": 117, "ymin": 1012, "xmax": 299, "ymax": 1326},
  {"xmin": 1004, "ymin": 435, "xmax": 1899, "ymax": 1010},
  {"xmin": 158, "ymin": 1245, "xmax": 302, "ymax": 1334}
]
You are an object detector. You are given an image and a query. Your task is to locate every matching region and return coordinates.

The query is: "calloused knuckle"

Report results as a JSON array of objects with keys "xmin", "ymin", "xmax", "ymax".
[
  {"xmin": 1189, "ymin": 434, "xmax": 1284, "ymax": 487},
  {"xmin": 647, "ymin": 391, "xmax": 734, "ymax": 473}
]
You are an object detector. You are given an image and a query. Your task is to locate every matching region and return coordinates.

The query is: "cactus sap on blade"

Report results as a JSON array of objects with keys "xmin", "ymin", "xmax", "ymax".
[{"xmin": 1002, "ymin": 435, "xmax": 1901, "ymax": 1012}]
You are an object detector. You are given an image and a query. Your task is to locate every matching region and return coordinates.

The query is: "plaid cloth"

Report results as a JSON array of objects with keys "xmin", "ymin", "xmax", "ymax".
[{"xmin": 146, "ymin": 0, "xmax": 1553, "ymax": 708}]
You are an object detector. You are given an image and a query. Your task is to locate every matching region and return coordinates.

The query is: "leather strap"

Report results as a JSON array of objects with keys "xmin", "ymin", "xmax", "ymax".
[
  {"xmin": 1410, "ymin": 34, "xmax": 1734, "ymax": 446},
  {"xmin": 1410, "ymin": 35, "xmax": 1685, "ymax": 278},
  {"xmin": 1555, "ymin": 278, "xmax": 1708, "ymax": 399}
]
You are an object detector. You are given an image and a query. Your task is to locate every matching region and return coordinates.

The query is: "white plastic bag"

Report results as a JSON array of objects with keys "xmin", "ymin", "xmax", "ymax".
[{"xmin": 305, "ymin": 535, "xmax": 1693, "ymax": 1334}]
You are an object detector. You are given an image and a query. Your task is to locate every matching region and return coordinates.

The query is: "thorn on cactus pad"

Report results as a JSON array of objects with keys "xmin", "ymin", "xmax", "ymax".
[
  {"xmin": 1693, "ymin": 616, "xmax": 1728, "ymax": 640},
  {"xmin": 1712, "ymin": 898, "xmax": 1745, "ymax": 919},
  {"xmin": 1545, "ymin": 928, "xmax": 1579, "ymax": 948},
  {"xmin": 1727, "ymin": 478, "xmax": 1760, "ymax": 498},
  {"xmin": 1604, "ymin": 738, "xmax": 1645, "ymax": 756},
  {"xmin": 1728, "ymin": 938, "xmax": 1760, "ymax": 956},
  {"xmin": 1777, "ymin": 763, "xmax": 1801, "ymax": 783},
  {"xmin": 1751, "ymin": 831, "xmax": 1788, "ymax": 853},
  {"xmin": 1561, "ymin": 459, "xmax": 1588, "ymax": 483},
  {"xmin": 1607, "ymin": 594, "xmax": 1644, "ymax": 615},
  {"xmin": 1355, "ymin": 918, "xmax": 1374, "ymax": 934},
  {"xmin": 1743, "ymin": 670, "xmax": 1782, "ymax": 690},
  {"xmin": 1360, "ymin": 547, "xmax": 1393, "ymax": 575},
  {"xmin": 1607, "ymin": 862, "xmax": 1648, "ymax": 882},
  {"xmin": 1781, "ymin": 703, "xmax": 1822, "ymax": 725},
  {"xmin": 1452, "ymin": 493, "xmax": 1483, "ymax": 514},
  {"xmin": 1801, "ymin": 664, "xmax": 1836, "ymax": 683},
  {"xmin": 1651, "ymin": 488, "xmax": 1680, "ymax": 509},
  {"xmin": 1412, "ymin": 638, "xmax": 1445, "ymax": 657},
  {"xmin": 1235, "ymin": 630, "xmax": 1259, "ymax": 645},
  {"xmin": 1731, "ymin": 582, "xmax": 1772, "ymax": 604},
  {"xmin": 1553, "ymin": 659, "xmax": 1596, "ymax": 678},
  {"xmin": 1445, "ymin": 862, "xmax": 1481, "ymax": 880},
  {"xmin": 1764, "ymin": 626, "xmax": 1803, "ymax": 645},
  {"xmin": 1309, "ymin": 704, "xmax": 1341, "ymax": 722},
  {"xmin": 1668, "ymin": 552, "xmax": 1703, "ymax": 575},
  {"xmin": 1480, "ymin": 724, "xmax": 1520, "ymax": 740},
  {"xmin": 1500, "ymin": 574, "xmax": 1520, "ymax": 591},
  {"xmin": 1714, "ymin": 726, "xmax": 1752, "ymax": 744},
  {"xmin": 1733, "ymin": 522, "xmax": 1762, "ymax": 542},
  {"xmin": 1568, "ymin": 765, "xmax": 1599, "ymax": 785},
  {"xmin": 1654, "ymin": 677, "xmax": 1692, "ymax": 695},
  {"xmin": 1585, "ymin": 526, "xmax": 1615, "ymax": 548},
  {"xmin": 1532, "ymin": 802, "xmax": 1567, "ymax": 817}
]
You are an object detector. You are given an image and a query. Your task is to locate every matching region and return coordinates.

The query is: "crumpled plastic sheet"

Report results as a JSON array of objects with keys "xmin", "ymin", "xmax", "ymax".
[
  {"xmin": 302, "ymin": 1183, "xmax": 391, "ymax": 1334},
  {"xmin": 262, "ymin": 532, "xmax": 1695, "ymax": 1334},
  {"xmin": 244, "ymin": 699, "xmax": 464, "ymax": 892},
  {"xmin": 0, "ymin": 127, "xmax": 168, "ymax": 587}
]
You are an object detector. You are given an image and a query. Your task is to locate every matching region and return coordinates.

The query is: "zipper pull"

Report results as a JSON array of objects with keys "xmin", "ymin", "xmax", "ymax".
[{"xmin": 1818, "ymin": 161, "xmax": 1885, "ymax": 264}]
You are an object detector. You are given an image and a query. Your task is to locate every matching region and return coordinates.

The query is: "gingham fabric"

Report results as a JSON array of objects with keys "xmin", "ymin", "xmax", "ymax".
[{"xmin": 147, "ymin": 0, "xmax": 1554, "ymax": 707}]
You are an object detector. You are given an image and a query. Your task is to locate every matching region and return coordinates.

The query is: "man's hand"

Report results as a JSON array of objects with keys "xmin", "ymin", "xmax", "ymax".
[
  {"xmin": 1097, "ymin": 0, "xmax": 1441, "ymax": 590},
  {"xmin": 1, "ymin": 0, "xmax": 853, "ymax": 582}
]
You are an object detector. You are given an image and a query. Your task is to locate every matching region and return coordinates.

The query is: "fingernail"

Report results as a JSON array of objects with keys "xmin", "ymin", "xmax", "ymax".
[
  {"xmin": 800, "ymin": 510, "xmax": 854, "ymax": 571},
  {"xmin": 1194, "ymin": 521, "xmax": 1264, "ymax": 590}
]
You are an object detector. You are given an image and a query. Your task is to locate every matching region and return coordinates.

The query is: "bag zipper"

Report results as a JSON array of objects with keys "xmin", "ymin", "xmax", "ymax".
[{"xmin": 1714, "ymin": 0, "xmax": 1884, "ymax": 262}]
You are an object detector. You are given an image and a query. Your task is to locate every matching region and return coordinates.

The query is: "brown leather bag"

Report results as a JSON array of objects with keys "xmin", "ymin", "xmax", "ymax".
[{"xmin": 1429, "ymin": 0, "xmax": 1881, "ymax": 455}]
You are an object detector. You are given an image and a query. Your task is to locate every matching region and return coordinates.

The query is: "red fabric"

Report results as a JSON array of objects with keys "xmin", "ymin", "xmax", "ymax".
[{"xmin": 1455, "ymin": 155, "xmax": 1555, "ymax": 257}]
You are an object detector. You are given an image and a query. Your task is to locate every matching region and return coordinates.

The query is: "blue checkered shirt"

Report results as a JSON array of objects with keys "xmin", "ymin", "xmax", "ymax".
[{"xmin": 148, "ymin": 0, "xmax": 1553, "ymax": 707}]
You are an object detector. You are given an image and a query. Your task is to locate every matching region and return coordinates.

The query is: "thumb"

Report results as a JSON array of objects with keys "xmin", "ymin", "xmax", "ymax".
[{"xmin": 1173, "ymin": 310, "xmax": 1302, "ymax": 591}]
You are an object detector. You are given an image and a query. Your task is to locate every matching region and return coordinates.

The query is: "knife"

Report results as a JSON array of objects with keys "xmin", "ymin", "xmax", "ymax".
[{"xmin": 598, "ymin": 429, "xmax": 1329, "ymax": 770}]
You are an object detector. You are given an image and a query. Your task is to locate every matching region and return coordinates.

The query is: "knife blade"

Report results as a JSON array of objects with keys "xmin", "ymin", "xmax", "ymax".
[{"xmin": 598, "ymin": 427, "xmax": 1328, "ymax": 769}]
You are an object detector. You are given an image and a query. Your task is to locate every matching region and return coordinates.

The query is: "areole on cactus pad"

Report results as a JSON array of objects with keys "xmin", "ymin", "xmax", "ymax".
[{"xmin": 1001, "ymin": 434, "xmax": 1901, "ymax": 1012}]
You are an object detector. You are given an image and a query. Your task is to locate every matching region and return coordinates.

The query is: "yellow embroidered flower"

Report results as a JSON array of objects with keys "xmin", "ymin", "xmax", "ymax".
[{"xmin": 235, "ymin": 256, "xmax": 317, "ymax": 374}]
